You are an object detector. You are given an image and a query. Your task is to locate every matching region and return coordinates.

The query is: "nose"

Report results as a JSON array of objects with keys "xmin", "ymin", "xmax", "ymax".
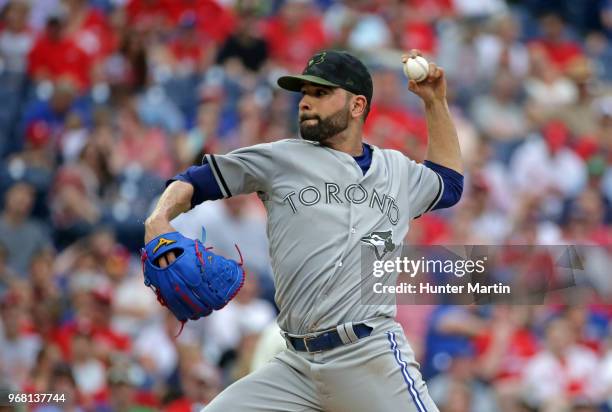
[{"xmin": 299, "ymin": 95, "xmax": 311, "ymax": 112}]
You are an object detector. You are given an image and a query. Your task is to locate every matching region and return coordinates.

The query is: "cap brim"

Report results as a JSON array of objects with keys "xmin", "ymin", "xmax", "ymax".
[{"xmin": 277, "ymin": 74, "xmax": 340, "ymax": 91}]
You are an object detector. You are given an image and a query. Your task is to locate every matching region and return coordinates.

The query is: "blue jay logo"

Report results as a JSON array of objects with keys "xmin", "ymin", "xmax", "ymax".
[{"xmin": 360, "ymin": 230, "xmax": 396, "ymax": 260}]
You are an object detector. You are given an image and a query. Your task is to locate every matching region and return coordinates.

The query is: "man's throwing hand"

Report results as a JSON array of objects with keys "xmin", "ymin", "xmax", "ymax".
[{"xmin": 402, "ymin": 49, "xmax": 447, "ymax": 104}]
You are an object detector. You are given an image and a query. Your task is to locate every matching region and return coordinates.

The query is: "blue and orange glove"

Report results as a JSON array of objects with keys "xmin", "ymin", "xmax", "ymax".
[{"xmin": 141, "ymin": 230, "xmax": 245, "ymax": 328}]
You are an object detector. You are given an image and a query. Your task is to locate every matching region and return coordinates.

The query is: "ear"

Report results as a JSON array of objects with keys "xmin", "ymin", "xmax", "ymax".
[{"xmin": 350, "ymin": 95, "xmax": 367, "ymax": 119}]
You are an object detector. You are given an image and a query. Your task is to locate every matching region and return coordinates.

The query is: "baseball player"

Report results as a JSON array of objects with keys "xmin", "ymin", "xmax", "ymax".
[{"xmin": 144, "ymin": 49, "xmax": 463, "ymax": 412}]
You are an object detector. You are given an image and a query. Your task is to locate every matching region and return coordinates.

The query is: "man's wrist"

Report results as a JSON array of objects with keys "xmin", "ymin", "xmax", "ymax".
[
  {"xmin": 424, "ymin": 97, "xmax": 448, "ymax": 109},
  {"xmin": 144, "ymin": 214, "xmax": 176, "ymax": 243},
  {"xmin": 145, "ymin": 213, "xmax": 170, "ymax": 229}
]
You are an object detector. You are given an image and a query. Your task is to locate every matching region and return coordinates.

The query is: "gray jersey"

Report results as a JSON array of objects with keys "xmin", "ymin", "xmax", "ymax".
[{"xmin": 205, "ymin": 139, "xmax": 442, "ymax": 335}]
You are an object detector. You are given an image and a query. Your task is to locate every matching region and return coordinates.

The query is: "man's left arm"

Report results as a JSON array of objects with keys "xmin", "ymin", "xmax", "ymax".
[
  {"xmin": 404, "ymin": 50, "xmax": 464, "ymax": 213},
  {"xmin": 423, "ymin": 99, "xmax": 463, "ymax": 174},
  {"xmin": 404, "ymin": 49, "xmax": 462, "ymax": 174}
]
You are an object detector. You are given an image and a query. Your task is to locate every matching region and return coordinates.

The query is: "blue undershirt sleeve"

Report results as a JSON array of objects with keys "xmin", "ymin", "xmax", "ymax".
[
  {"xmin": 423, "ymin": 160, "xmax": 463, "ymax": 210},
  {"xmin": 166, "ymin": 163, "xmax": 223, "ymax": 209}
]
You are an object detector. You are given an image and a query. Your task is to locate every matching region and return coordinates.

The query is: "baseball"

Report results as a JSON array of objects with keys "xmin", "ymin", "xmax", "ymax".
[{"xmin": 403, "ymin": 56, "xmax": 429, "ymax": 82}]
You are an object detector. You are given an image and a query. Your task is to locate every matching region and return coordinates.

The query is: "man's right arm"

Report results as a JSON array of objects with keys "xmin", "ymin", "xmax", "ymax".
[
  {"xmin": 144, "ymin": 180, "xmax": 194, "ymax": 267},
  {"xmin": 145, "ymin": 162, "xmax": 223, "ymax": 242},
  {"xmin": 144, "ymin": 143, "xmax": 274, "ymax": 266},
  {"xmin": 144, "ymin": 181, "xmax": 194, "ymax": 242}
]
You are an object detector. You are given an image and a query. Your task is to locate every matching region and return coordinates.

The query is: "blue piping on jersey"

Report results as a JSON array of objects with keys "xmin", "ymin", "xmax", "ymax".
[{"xmin": 386, "ymin": 331, "xmax": 428, "ymax": 412}]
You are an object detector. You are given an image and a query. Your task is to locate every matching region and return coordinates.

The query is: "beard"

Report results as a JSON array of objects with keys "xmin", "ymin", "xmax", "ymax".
[{"xmin": 299, "ymin": 105, "xmax": 350, "ymax": 142}]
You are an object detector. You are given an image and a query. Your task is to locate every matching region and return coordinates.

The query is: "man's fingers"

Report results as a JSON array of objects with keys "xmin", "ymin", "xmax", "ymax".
[
  {"xmin": 432, "ymin": 65, "xmax": 442, "ymax": 79},
  {"xmin": 167, "ymin": 251, "xmax": 177, "ymax": 264},
  {"xmin": 156, "ymin": 251, "xmax": 176, "ymax": 268},
  {"xmin": 401, "ymin": 54, "xmax": 408, "ymax": 63},
  {"xmin": 408, "ymin": 49, "xmax": 422, "ymax": 58},
  {"xmin": 408, "ymin": 79, "xmax": 418, "ymax": 92},
  {"xmin": 427, "ymin": 62, "xmax": 438, "ymax": 82}
]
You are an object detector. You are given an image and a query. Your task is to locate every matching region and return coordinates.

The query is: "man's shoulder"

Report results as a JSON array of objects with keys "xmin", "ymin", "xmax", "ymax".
[
  {"xmin": 375, "ymin": 146, "xmax": 404, "ymax": 157},
  {"xmin": 227, "ymin": 138, "xmax": 316, "ymax": 156},
  {"xmin": 370, "ymin": 144, "xmax": 415, "ymax": 164},
  {"xmin": 264, "ymin": 138, "xmax": 316, "ymax": 149}
]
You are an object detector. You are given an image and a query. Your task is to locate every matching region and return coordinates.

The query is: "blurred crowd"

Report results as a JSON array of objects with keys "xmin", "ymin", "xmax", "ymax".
[{"xmin": 0, "ymin": 0, "xmax": 611, "ymax": 411}]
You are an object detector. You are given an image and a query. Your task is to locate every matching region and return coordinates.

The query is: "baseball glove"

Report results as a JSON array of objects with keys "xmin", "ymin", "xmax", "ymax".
[{"xmin": 141, "ymin": 230, "xmax": 245, "ymax": 327}]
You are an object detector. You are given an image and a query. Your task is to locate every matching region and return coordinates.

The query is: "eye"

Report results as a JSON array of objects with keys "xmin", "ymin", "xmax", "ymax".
[{"xmin": 316, "ymin": 89, "xmax": 327, "ymax": 97}]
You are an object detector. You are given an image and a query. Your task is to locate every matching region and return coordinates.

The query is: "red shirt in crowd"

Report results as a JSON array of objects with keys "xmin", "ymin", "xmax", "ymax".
[
  {"xmin": 474, "ymin": 328, "xmax": 539, "ymax": 381},
  {"xmin": 66, "ymin": 8, "xmax": 115, "ymax": 62},
  {"xmin": 529, "ymin": 39, "xmax": 582, "ymax": 70},
  {"xmin": 168, "ymin": 36, "xmax": 210, "ymax": 72},
  {"xmin": 164, "ymin": 398, "xmax": 194, "ymax": 412},
  {"xmin": 28, "ymin": 33, "xmax": 91, "ymax": 90},
  {"xmin": 127, "ymin": 0, "xmax": 235, "ymax": 42},
  {"xmin": 55, "ymin": 321, "xmax": 131, "ymax": 362},
  {"xmin": 407, "ymin": 0, "xmax": 454, "ymax": 19},
  {"xmin": 263, "ymin": 15, "xmax": 327, "ymax": 71},
  {"xmin": 126, "ymin": 0, "xmax": 171, "ymax": 29},
  {"xmin": 399, "ymin": 21, "xmax": 438, "ymax": 56},
  {"xmin": 364, "ymin": 104, "xmax": 428, "ymax": 154},
  {"xmin": 164, "ymin": 0, "xmax": 235, "ymax": 43},
  {"xmin": 407, "ymin": 213, "xmax": 453, "ymax": 245}
]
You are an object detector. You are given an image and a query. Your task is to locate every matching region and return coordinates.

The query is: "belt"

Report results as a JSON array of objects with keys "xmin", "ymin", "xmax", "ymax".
[{"xmin": 285, "ymin": 323, "xmax": 373, "ymax": 353}]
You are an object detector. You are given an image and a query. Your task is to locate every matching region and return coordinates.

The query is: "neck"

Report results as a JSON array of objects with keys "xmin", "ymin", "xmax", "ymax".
[{"xmin": 320, "ymin": 125, "xmax": 363, "ymax": 156}]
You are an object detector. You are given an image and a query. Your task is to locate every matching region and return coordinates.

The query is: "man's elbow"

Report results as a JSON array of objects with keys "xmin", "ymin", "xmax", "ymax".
[
  {"xmin": 435, "ymin": 179, "xmax": 463, "ymax": 209},
  {"xmin": 424, "ymin": 161, "xmax": 464, "ymax": 211},
  {"xmin": 168, "ymin": 165, "xmax": 223, "ymax": 207}
]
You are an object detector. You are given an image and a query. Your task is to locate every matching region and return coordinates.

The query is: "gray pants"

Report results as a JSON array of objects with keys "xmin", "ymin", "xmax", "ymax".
[{"xmin": 203, "ymin": 317, "xmax": 439, "ymax": 412}]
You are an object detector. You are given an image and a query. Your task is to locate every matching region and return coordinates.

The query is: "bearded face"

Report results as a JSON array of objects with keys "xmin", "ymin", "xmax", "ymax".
[{"xmin": 299, "ymin": 101, "xmax": 350, "ymax": 143}]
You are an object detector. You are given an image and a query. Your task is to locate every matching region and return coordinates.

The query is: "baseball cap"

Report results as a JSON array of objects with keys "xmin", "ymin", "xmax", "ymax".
[{"xmin": 277, "ymin": 50, "xmax": 373, "ymax": 104}]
